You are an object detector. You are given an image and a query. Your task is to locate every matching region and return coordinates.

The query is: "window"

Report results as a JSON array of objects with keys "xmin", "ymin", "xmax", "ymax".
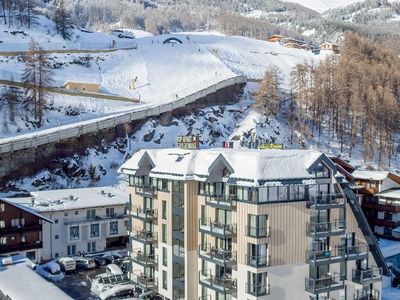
[
  {"xmin": 158, "ymin": 179, "xmax": 169, "ymax": 192},
  {"xmin": 162, "ymin": 270, "xmax": 168, "ymax": 290},
  {"xmin": 55, "ymin": 253, "xmax": 59, "ymax": 258},
  {"xmin": 247, "ymin": 214, "xmax": 269, "ymax": 238},
  {"xmin": 0, "ymin": 237, "xmax": 7, "ymax": 245},
  {"xmin": 87, "ymin": 241, "xmax": 96, "ymax": 253},
  {"xmin": 26, "ymin": 251, "xmax": 36, "ymax": 261},
  {"xmin": 54, "ymin": 219, "xmax": 59, "ymax": 224},
  {"xmin": 201, "ymin": 259, "xmax": 208, "ymax": 276},
  {"xmin": 278, "ymin": 186, "xmax": 288, "ymax": 201},
  {"xmin": 247, "ymin": 271, "xmax": 268, "ymax": 296},
  {"xmin": 90, "ymin": 224, "xmax": 100, "ymax": 238},
  {"xmin": 11, "ymin": 219, "xmax": 20, "ymax": 227},
  {"xmin": 384, "ymin": 227, "xmax": 393, "ymax": 236},
  {"xmin": 109, "ymin": 221, "xmax": 118, "ymax": 235},
  {"xmin": 70, "ymin": 226, "xmax": 80, "ymax": 240},
  {"xmin": 198, "ymin": 182, "xmax": 205, "ymax": 195},
  {"xmin": 55, "ymin": 235, "xmax": 59, "ymax": 240},
  {"xmin": 201, "ymin": 205, "xmax": 207, "ymax": 225},
  {"xmin": 162, "ymin": 201, "xmax": 167, "ymax": 220},
  {"xmin": 106, "ymin": 208, "xmax": 115, "ymax": 218},
  {"xmin": 0, "ymin": 203, "xmax": 4, "ymax": 212},
  {"xmin": 163, "ymin": 247, "xmax": 168, "ymax": 267},
  {"xmin": 64, "ymin": 212, "xmax": 68, "ymax": 217},
  {"xmin": 75, "ymin": 211, "xmax": 79, "ymax": 215},
  {"xmin": 67, "ymin": 245, "xmax": 76, "ymax": 256},
  {"xmin": 0, "ymin": 220, "xmax": 5, "ymax": 228},
  {"xmin": 87, "ymin": 209, "xmax": 96, "ymax": 220},
  {"xmin": 247, "ymin": 243, "xmax": 268, "ymax": 267},
  {"xmin": 384, "ymin": 213, "xmax": 393, "ymax": 221},
  {"xmin": 162, "ymin": 224, "xmax": 167, "ymax": 243},
  {"xmin": 314, "ymin": 163, "xmax": 330, "ymax": 178}
]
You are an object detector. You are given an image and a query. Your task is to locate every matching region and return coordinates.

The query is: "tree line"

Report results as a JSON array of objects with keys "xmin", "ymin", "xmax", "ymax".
[{"xmin": 255, "ymin": 32, "xmax": 400, "ymax": 167}]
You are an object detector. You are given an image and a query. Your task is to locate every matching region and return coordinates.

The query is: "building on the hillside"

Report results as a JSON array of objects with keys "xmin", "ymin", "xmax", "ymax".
[
  {"xmin": 163, "ymin": 37, "xmax": 183, "ymax": 45},
  {"xmin": 119, "ymin": 148, "xmax": 388, "ymax": 300},
  {"xmin": 0, "ymin": 255, "xmax": 72, "ymax": 300},
  {"xmin": 320, "ymin": 42, "xmax": 340, "ymax": 54},
  {"xmin": 63, "ymin": 81, "xmax": 100, "ymax": 93},
  {"xmin": 267, "ymin": 35, "xmax": 283, "ymax": 43},
  {"xmin": 0, "ymin": 199, "xmax": 51, "ymax": 262},
  {"xmin": 351, "ymin": 170, "xmax": 400, "ymax": 240},
  {"xmin": 6, "ymin": 187, "xmax": 129, "ymax": 261}
]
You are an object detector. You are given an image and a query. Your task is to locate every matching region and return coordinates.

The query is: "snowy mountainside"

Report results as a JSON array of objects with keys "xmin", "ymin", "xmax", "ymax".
[{"xmin": 282, "ymin": 0, "xmax": 365, "ymax": 13}]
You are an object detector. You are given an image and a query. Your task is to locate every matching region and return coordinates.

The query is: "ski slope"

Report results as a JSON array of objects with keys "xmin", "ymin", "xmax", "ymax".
[{"xmin": 282, "ymin": 0, "xmax": 364, "ymax": 13}]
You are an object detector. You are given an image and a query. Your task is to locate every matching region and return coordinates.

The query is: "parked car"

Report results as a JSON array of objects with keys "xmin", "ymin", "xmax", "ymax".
[
  {"xmin": 99, "ymin": 284, "xmax": 136, "ymax": 300},
  {"xmin": 93, "ymin": 256, "xmax": 107, "ymax": 267},
  {"xmin": 103, "ymin": 255, "xmax": 121, "ymax": 265},
  {"xmin": 57, "ymin": 257, "xmax": 76, "ymax": 272},
  {"xmin": 106, "ymin": 264, "xmax": 123, "ymax": 276},
  {"xmin": 42, "ymin": 261, "xmax": 61, "ymax": 275},
  {"xmin": 75, "ymin": 257, "xmax": 96, "ymax": 270}
]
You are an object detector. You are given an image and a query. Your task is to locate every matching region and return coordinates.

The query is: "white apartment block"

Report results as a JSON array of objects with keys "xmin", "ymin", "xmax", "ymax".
[
  {"xmin": 8, "ymin": 187, "xmax": 129, "ymax": 261},
  {"xmin": 120, "ymin": 148, "xmax": 389, "ymax": 300}
]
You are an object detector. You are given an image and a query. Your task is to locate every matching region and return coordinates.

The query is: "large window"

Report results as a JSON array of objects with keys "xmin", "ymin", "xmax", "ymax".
[
  {"xmin": 162, "ymin": 201, "xmax": 167, "ymax": 220},
  {"xmin": 70, "ymin": 226, "xmax": 80, "ymax": 241},
  {"xmin": 162, "ymin": 224, "xmax": 167, "ymax": 243},
  {"xmin": 87, "ymin": 209, "xmax": 96, "ymax": 220},
  {"xmin": 162, "ymin": 247, "xmax": 168, "ymax": 267},
  {"xmin": 0, "ymin": 203, "xmax": 4, "ymax": 212},
  {"xmin": 247, "ymin": 214, "xmax": 269, "ymax": 238},
  {"xmin": 163, "ymin": 270, "xmax": 167, "ymax": 290},
  {"xmin": 247, "ymin": 271, "xmax": 269, "ymax": 296},
  {"xmin": 247, "ymin": 243, "xmax": 269, "ymax": 267},
  {"xmin": 157, "ymin": 179, "xmax": 169, "ymax": 192},
  {"xmin": 314, "ymin": 163, "xmax": 330, "ymax": 178},
  {"xmin": 90, "ymin": 224, "xmax": 100, "ymax": 238},
  {"xmin": 106, "ymin": 207, "xmax": 115, "ymax": 218},
  {"xmin": 109, "ymin": 221, "xmax": 118, "ymax": 235},
  {"xmin": 67, "ymin": 244, "xmax": 76, "ymax": 256}
]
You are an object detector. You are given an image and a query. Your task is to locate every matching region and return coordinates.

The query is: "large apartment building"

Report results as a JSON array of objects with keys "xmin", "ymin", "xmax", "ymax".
[
  {"xmin": 6, "ymin": 187, "xmax": 128, "ymax": 261},
  {"xmin": 119, "ymin": 148, "xmax": 388, "ymax": 300}
]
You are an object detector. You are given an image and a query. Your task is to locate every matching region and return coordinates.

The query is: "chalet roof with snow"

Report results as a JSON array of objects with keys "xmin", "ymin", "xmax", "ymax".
[
  {"xmin": 376, "ymin": 188, "xmax": 400, "ymax": 200},
  {"xmin": 5, "ymin": 187, "xmax": 127, "ymax": 213},
  {"xmin": 119, "ymin": 148, "xmax": 335, "ymax": 187},
  {"xmin": 352, "ymin": 170, "xmax": 391, "ymax": 181}
]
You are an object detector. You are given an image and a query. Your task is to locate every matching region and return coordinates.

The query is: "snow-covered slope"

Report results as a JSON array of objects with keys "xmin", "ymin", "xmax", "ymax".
[{"xmin": 282, "ymin": 0, "xmax": 364, "ymax": 13}]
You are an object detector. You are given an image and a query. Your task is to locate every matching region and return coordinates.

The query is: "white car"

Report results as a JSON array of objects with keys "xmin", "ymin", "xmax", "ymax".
[
  {"xmin": 106, "ymin": 264, "xmax": 123, "ymax": 276},
  {"xmin": 75, "ymin": 257, "xmax": 96, "ymax": 269},
  {"xmin": 57, "ymin": 257, "xmax": 76, "ymax": 272},
  {"xmin": 99, "ymin": 284, "xmax": 136, "ymax": 300}
]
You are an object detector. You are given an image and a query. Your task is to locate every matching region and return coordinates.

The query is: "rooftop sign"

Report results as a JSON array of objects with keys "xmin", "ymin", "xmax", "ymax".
[
  {"xmin": 259, "ymin": 143, "xmax": 284, "ymax": 150},
  {"xmin": 177, "ymin": 135, "xmax": 200, "ymax": 150}
]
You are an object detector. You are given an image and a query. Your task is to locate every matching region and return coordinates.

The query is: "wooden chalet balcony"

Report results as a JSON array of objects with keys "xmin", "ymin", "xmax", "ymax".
[
  {"xmin": 0, "ymin": 241, "xmax": 43, "ymax": 254},
  {"xmin": 362, "ymin": 201, "xmax": 400, "ymax": 212},
  {"xmin": 0, "ymin": 224, "xmax": 42, "ymax": 234},
  {"xmin": 370, "ymin": 219, "xmax": 400, "ymax": 227}
]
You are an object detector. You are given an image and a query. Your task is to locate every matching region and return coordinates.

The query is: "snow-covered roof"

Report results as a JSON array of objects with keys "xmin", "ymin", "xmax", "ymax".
[
  {"xmin": 63, "ymin": 80, "xmax": 100, "ymax": 86},
  {"xmin": 5, "ymin": 187, "xmax": 127, "ymax": 213},
  {"xmin": 119, "ymin": 148, "xmax": 331, "ymax": 186},
  {"xmin": 376, "ymin": 188, "xmax": 400, "ymax": 200},
  {"xmin": 0, "ymin": 255, "xmax": 72, "ymax": 300},
  {"xmin": 379, "ymin": 238, "xmax": 400, "ymax": 258},
  {"xmin": 352, "ymin": 170, "xmax": 390, "ymax": 181},
  {"xmin": 0, "ymin": 198, "xmax": 52, "ymax": 223}
]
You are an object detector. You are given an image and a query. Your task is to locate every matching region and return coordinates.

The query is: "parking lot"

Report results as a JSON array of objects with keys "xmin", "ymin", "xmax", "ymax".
[{"xmin": 54, "ymin": 267, "xmax": 104, "ymax": 300}]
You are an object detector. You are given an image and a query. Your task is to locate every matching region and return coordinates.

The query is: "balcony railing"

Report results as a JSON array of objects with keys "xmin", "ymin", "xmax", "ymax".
[
  {"xmin": 306, "ymin": 247, "xmax": 346, "ymax": 265},
  {"xmin": 205, "ymin": 194, "xmax": 237, "ymax": 209},
  {"xmin": 130, "ymin": 206, "xmax": 158, "ymax": 221},
  {"xmin": 370, "ymin": 218, "xmax": 400, "ymax": 227},
  {"xmin": 131, "ymin": 272, "xmax": 157, "ymax": 290},
  {"xmin": 199, "ymin": 218, "xmax": 236, "ymax": 237},
  {"xmin": 346, "ymin": 243, "xmax": 369, "ymax": 260},
  {"xmin": 199, "ymin": 244, "xmax": 237, "ymax": 266},
  {"xmin": 0, "ymin": 241, "xmax": 43, "ymax": 254},
  {"xmin": 135, "ymin": 185, "xmax": 156, "ymax": 197},
  {"xmin": 246, "ymin": 283, "xmax": 270, "ymax": 296},
  {"xmin": 246, "ymin": 254, "xmax": 270, "ymax": 268},
  {"xmin": 308, "ymin": 194, "xmax": 346, "ymax": 209},
  {"xmin": 131, "ymin": 248, "xmax": 158, "ymax": 267},
  {"xmin": 305, "ymin": 273, "xmax": 345, "ymax": 294},
  {"xmin": 354, "ymin": 289, "xmax": 380, "ymax": 300},
  {"xmin": 306, "ymin": 220, "xmax": 346, "ymax": 237},
  {"xmin": 352, "ymin": 268, "xmax": 382, "ymax": 285},
  {"xmin": 130, "ymin": 228, "xmax": 158, "ymax": 244},
  {"xmin": 362, "ymin": 201, "xmax": 400, "ymax": 212},
  {"xmin": 63, "ymin": 214, "xmax": 127, "ymax": 225},
  {"xmin": 199, "ymin": 270, "xmax": 236, "ymax": 294},
  {"xmin": 0, "ymin": 224, "xmax": 42, "ymax": 234},
  {"xmin": 246, "ymin": 225, "xmax": 271, "ymax": 238}
]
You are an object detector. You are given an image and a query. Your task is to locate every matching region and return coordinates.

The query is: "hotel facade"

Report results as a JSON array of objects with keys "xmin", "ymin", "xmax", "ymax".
[{"xmin": 119, "ymin": 148, "xmax": 388, "ymax": 300}]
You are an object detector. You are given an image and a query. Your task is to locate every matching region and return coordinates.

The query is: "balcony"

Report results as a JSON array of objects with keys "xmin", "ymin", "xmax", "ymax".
[
  {"xmin": 135, "ymin": 185, "xmax": 156, "ymax": 197},
  {"xmin": 131, "ymin": 272, "xmax": 157, "ymax": 291},
  {"xmin": 199, "ymin": 270, "xmax": 236, "ymax": 295},
  {"xmin": 199, "ymin": 218, "xmax": 236, "ymax": 238},
  {"xmin": 346, "ymin": 243, "xmax": 369, "ymax": 260},
  {"xmin": 205, "ymin": 194, "xmax": 237, "ymax": 210},
  {"xmin": 130, "ymin": 228, "xmax": 158, "ymax": 244},
  {"xmin": 306, "ymin": 220, "xmax": 346, "ymax": 238},
  {"xmin": 172, "ymin": 199, "xmax": 184, "ymax": 216},
  {"xmin": 246, "ymin": 254, "xmax": 270, "ymax": 268},
  {"xmin": 354, "ymin": 289, "xmax": 380, "ymax": 300},
  {"xmin": 246, "ymin": 225, "xmax": 271, "ymax": 239},
  {"xmin": 362, "ymin": 201, "xmax": 400, "ymax": 213},
  {"xmin": 308, "ymin": 194, "xmax": 346, "ymax": 210},
  {"xmin": 352, "ymin": 267, "xmax": 382, "ymax": 285},
  {"xmin": 305, "ymin": 273, "xmax": 345, "ymax": 294},
  {"xmin": 63, "ymin": 214, "xmax": 127, "ymax": 225},
  {"xmin": 130, "ymin": 206, "xmax": 158, "ymax": 221},
  {"xmin": 0, "ymin": 241, "xmax": 43, "ymax": 254},
  {"xmin": 370, "ymin": 218, "xmax": 400, "ymax": 227},
  {"xmin": 0, "ymin": 224, "xmax": 42, "ymax": 235},
  {"xmin": 306, "ymin": 247, "xmax": 346, "ymax": 265},
  {"xmin": 131, "ymin": 248, "xmax": 158, "ymax": 268},
  {"xmin": 173, "ymin": 275, "xmax": 185, "ymax": 289},
  {"xmin": 173, "ymin": 245, "xmax": 185, "ymax": 264},
  {"xmin": 246, "ymin": 283, "xmax": 270, "ymax": 296},
  {"xmin": 199, "ymin": 244, "xmax": 237, "ymax": 267}
]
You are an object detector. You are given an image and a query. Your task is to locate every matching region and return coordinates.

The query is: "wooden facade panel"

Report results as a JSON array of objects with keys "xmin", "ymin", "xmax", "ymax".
[{"xmin": 185, "ymin": 181, "xmax": 199, "ymax": 251}]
